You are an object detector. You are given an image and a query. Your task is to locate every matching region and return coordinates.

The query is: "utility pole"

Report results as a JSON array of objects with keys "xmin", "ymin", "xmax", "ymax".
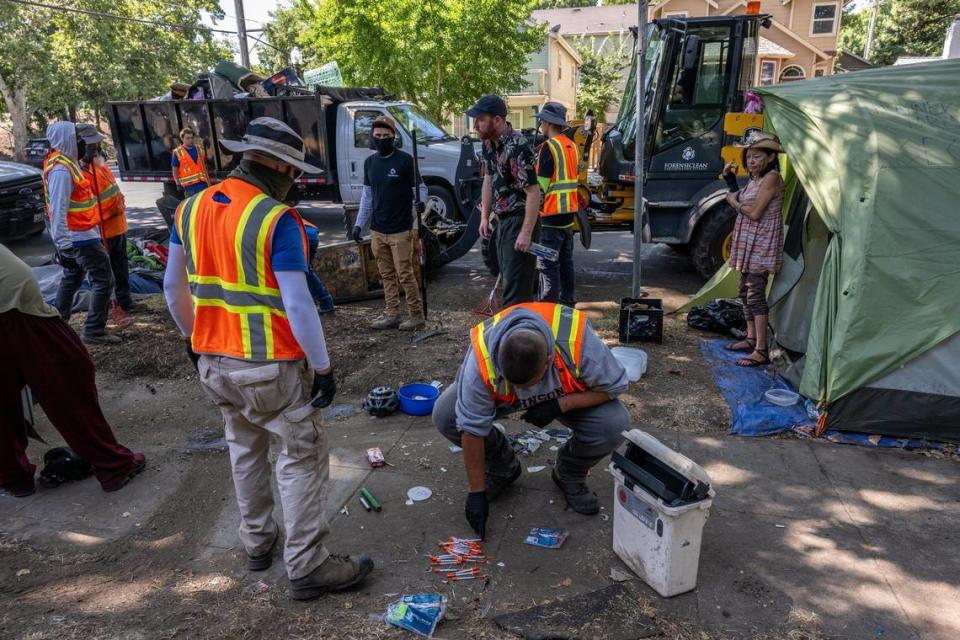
[
  {"xmin": 864, "ymin": 0, "xmax": 879, "ymax": 60},
  {"xmin": 632, "ymin": 2, "xmax": 648, "ymax": 299},
  {"xmin": 235, "ymin": 0, "xmax": 251, "ymax": 69}
]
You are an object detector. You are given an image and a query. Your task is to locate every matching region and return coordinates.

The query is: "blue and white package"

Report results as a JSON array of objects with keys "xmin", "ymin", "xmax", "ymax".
[
  {"xmin": 524, "ymin": 527, "xmax": 569, "ymax": 549},
  {"xmin": 386, "ymin": 593, "xmax": 447, "ymax": 637}
]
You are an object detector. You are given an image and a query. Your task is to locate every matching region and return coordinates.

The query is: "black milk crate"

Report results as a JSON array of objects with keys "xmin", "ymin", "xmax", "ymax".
[{"xmin": 618, "ymin": 297, "xmax": 663, "ymax": 344}]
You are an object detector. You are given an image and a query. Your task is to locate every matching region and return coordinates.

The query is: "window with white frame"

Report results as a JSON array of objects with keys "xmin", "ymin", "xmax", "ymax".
[
  {"xmin": 780, "ymin": 65, "xmax": 806, "ymax": 82},
  {"xmin": 811, "ymin": 2, "xmax": 838, "ymax": 36},
  {"xmin": 759, "ymin": 60, "xmax": 777, "ymax": 86},
  {"xmin": 664, "ymin": 11, "xmax": 689, "ymax": 18}
]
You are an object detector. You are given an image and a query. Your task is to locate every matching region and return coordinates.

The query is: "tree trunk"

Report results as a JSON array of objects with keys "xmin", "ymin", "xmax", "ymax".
[
  {"xmin": 0, "ymin": 74, "xmax": 32, "ymax": 162},
  {"xmin": 68, "ymin": 104, "xmax": 78, "ymax": 123}
]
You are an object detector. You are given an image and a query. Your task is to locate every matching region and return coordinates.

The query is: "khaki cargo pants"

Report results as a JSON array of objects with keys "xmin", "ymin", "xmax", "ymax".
[
  {"xmin": 198, "ymin": 355, "xmax": 329, "ymax": 580},
  {"xmin": 371, "ymin": 229, "xmax": 423, "ymax": 318}
]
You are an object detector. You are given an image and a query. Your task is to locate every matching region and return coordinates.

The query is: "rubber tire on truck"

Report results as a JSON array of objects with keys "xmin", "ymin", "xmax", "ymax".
[
  {"xmin": 426, "ymin": 184, "xmax": 460, "ymax": 221},
  {"xmin": 666, "ymin": 243, "xmax": 691, "ymax": 255},
  {"xmin": 480, "ymin": 217, "xmax": 499, "ymax": 277},
  {"xmin": 690, "ymin": 204, "xmax": 736, "ymax": 279}
]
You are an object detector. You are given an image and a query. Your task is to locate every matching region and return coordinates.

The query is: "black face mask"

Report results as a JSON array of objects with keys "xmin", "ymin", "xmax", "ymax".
[{"xmin": 372, "ymin": 137, "xmax": 395, "ymax": 156}]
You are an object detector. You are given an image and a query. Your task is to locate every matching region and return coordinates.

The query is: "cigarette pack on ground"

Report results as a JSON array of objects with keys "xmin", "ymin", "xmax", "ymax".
[
  {"xmin": 524, "ymin": 527, "xmax": 569, "ymax": 549},
  {"xmin": 385, "ymin": 593, "xmax": 447, "ymax": 637},
  {"xmin": 366, "ymin": 447, "xmax": 385, "ymax": 467}
]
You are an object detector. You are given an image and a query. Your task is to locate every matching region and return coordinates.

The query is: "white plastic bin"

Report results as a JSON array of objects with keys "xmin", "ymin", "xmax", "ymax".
[{"xmin": 608, "ymin": 429, "xmax": 715, "ymax": 597}]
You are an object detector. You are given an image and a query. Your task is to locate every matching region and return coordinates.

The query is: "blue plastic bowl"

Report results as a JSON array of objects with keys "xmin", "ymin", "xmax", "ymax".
[{"xmin": 398, "ymin": 383, "xmax": 440, "ymax": 416}]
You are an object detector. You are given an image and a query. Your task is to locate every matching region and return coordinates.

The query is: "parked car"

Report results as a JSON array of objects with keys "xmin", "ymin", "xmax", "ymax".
[
  {"xmin": 0, "ymin": 161, "xmax": 46, "ymax": 240},
  {"xmin": 24, "ymin": 138, "xmax": 50, "ymax": 169}
]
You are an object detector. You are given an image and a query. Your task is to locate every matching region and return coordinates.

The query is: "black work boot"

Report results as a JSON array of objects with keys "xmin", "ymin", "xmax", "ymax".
[
  {"xmin": 552, "ymin": 441, "xmax": 610, "ymax": 515},
  {"xmin": 484, "ymin": 429, "xmax": 522, "ymax": 502},
  {"xmin": 289, "ymin": 554, "xmax": 374, "ymax": 601}
]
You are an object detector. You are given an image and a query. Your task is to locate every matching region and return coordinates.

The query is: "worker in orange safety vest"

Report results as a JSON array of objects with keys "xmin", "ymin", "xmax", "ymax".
[
  {"xmin": 171, "ymin": 126, "xmax": 212, "ymax": 197},
  {"xmin": 76, "ymin": 124, "xmax": 140, "ymax": 313},
  {"xmin": 534, "ymin": 102, "xmax": 581, "ymax": 307},
  {"xmin": 431, "ymin": 302, "xmax": 630, "ymax": 538}
]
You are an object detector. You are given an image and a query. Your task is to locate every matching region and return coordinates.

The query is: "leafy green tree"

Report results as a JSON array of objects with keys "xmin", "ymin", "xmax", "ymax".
[
  {"xmin": 265, "ymin": 0, "xmax": 545, "ymax": 122},
  {"xmin": 574, "ymin": 36, "xmax": 628, "ymax": 120},
  {"xmin": 0, "ymin": 0, "xmax": 230, "ymax": 161},
  {"xmin": 839, "ymin": 0, "xmax": 959, "ymax": 65},
  {"xmin": 535, "ymin": 0, "xmax": 596, "ymax": 8}
]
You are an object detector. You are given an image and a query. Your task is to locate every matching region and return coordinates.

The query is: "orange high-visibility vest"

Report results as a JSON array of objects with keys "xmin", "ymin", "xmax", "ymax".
[
  {"xmin": 175, "ymin": 177, "xmax": 308, "ymax": 361},
  {"xmin": 174, "ymin": 143, "xmax": 209, "ymax": 188},
  {"xmin": 82, "ymin": 162, "xmax": 127, "ymax": 239},
  {"xmin": 42, "ymin": 151, "xmax": 99, "ymax": 231},
  {"xmin": 471, "ymin": 302, "xmax": 588, "ymax": 405},
  {"xmin": 539, "ymin": 133, "xmax": 580, "ymax": 218}
]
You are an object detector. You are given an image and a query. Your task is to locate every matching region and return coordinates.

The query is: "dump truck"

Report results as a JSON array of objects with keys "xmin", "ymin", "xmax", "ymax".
[{"xmin": 106, "ymin": 87, "xmax": 483, "ymax": 268}]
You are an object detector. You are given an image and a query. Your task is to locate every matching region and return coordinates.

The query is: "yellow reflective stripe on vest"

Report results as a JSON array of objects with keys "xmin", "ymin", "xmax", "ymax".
[
  {"xmin": 473, "ymin": 323, "xmax": 511, "ymax": 398},
  {"xmin": 546, "ymin": 179, "xmax": 579, "ymax": 194},
  {"xmin": 183, "ymin": 191, "xmax": 292, "ymax": 360}
]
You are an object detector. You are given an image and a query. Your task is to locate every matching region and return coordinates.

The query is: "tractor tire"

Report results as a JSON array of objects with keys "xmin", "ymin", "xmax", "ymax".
[
  {"xmin": 666, "ymin": 242, "xmax": 691, "ymax": 255},
  {"xmin": 691, "ymin": 204, "xmax": 736, "ymax": 279},
  {"xmin": 480, "ymin": 218, "xmax": 499, "ymax": 277}
]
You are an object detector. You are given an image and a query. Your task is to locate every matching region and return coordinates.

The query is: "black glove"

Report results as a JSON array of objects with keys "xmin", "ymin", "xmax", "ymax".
[
  {"xmin": 311, "ymin": 369, "xmax": 337, "ymax": 408},
  {"xmin": 351, "ymin": 226, "xmax": 362, "ymax": 243},
  {"xmin": 465, "ymin": 491, "xmax": 489, "ymax": 539},
  {"xmin": 722, "ymin": 170, "xmax": 740, "ymax": 192},
  {"xmin": 520, "ymin": 398, "xmax": 562, "ymax": 428},
  {"xmin": 185, "ymin": 343, "xmax": 200, "ymax": 372},
  {"xmin": 414, "ymin": 201, "xmax": 426, "ymax": 215}
]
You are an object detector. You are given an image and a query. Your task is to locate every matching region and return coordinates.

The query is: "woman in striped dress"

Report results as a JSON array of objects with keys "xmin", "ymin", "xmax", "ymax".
[{"xmin": 722, "ymin": 132, "xmax": 785, "ymax": 367}]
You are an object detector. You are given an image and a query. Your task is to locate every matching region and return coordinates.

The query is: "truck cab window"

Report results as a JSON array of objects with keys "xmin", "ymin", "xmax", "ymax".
[
  {"xmin": 656, "ymin": 26, "xmax": 731, "ymax": 153},
  {"xmin": 353, "ymin": 110, "xmax": 382, "ymax": 149}
]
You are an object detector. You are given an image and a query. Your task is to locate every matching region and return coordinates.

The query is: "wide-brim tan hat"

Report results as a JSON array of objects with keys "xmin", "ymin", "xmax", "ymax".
[
  {"xmin": 735, "ymin": 130, "xmax": 783, "ymax": 153},
  {"xmin": 220, "ymin": 117, "xmax": 322, "ymax": 173}
]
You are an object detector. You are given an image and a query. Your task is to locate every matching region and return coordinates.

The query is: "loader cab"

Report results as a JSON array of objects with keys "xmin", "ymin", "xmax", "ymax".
[{"xmin": 601, "ymin": 16, "xmax": 759, "ymax": 187}]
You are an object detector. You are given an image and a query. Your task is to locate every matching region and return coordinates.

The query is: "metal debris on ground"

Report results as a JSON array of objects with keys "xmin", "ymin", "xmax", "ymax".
[
  {"xmin": 524, "ymin": 527, "xmax": 569, "ymax": 549},
  {"xmin": 323, "ymin": 403, "xmax": 358, "ymax": 420},
  {"xmin": 411, "ymin": 330, "xmax": 445, "ymax": 344},
  {"xmin": 527, "ymin": 466, "xmax": 546, "ymax": 473},
  {"xmin": 509, "ymin": 428, "xmax": 570, "ymax": 456}
]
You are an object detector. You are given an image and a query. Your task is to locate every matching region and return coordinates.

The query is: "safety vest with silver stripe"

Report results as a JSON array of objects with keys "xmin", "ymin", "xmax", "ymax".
[
  {"xmin": 540, "ymin": 134, "xmax": 580, "ymax": 218},
  {"xmin": 471, "ymin": 302, "xmax": 588, "ymax": 405},
  {"xmin": 174, "ymin": 143, "xmax": 209, "ymax": 188},
  {"xmin": 175, "ymin": 177, "xmax": 307, "ymax": 361},
  {"xmin": 42, "ymin": 151, "xmax": 100, "ymax": 231}
]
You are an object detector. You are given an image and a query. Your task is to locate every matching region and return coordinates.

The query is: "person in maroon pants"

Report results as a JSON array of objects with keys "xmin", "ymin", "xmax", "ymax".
[{"xmin": 0, "ymin": 244, "xmax": 145, "ymax": 497}]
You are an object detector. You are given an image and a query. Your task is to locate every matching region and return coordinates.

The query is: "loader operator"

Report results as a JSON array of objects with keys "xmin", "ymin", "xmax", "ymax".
[
  {"xmin": 432, "ymin": 302, "xmax": 630, "ymax": 538},
  {"xmin": 163, "ymin": 117, "xmax": 373, "ymax": 600}
]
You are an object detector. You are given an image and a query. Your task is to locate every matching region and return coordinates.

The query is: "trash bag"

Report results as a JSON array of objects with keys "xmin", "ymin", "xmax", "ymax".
[{"xmin": 687, "ymin": 299, "xmax": 747, "ymax": 337}]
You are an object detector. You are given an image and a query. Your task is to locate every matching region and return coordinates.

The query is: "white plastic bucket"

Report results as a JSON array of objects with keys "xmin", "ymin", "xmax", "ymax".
[
  {"xmin": 608, "ymin": 429, "xmax": 715, "ymax": 597},
  {"xmin": 611, "ymin": 347, "xmax": 647, "ymax": 382}
]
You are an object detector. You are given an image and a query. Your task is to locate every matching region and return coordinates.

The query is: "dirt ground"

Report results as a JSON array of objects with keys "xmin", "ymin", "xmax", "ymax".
[{"xmin": 11, "ymin": 267, "xmax": 956, "ymax": 640}]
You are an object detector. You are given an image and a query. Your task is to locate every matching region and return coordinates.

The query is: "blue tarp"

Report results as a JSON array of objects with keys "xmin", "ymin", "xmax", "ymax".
[{"xmin": 700, "ymin": 339, "xmax": 812, "ymax": 436}]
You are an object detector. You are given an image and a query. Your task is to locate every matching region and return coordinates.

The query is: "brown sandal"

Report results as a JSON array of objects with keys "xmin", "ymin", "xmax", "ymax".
[
  {"xmin": 736, "ymin": 349, "xmax": 769, "ymax": 368},
  {"xmin": 725, "ymin": 338, "xmax": 756, "ymax": 352}
]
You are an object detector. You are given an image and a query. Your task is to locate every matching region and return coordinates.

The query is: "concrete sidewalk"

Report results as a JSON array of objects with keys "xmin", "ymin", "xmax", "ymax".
[{"xmin": 2, "ymin": 402, "xmax": 957, "ymax": 639}]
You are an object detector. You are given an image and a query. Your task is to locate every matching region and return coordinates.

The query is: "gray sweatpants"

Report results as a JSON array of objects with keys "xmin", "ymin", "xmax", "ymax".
[{"xmin": 432, "ymin": 385, "xmax": 628, "ymax": 453}]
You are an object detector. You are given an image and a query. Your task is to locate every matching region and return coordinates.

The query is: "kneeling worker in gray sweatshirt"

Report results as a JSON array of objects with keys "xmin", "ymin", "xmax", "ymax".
[{"xmin": 432, "ymin": 302, "xmax": 630, "ymax": 538}]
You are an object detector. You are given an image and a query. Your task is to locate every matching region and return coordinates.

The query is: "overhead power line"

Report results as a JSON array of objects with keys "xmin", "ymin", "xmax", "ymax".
[{"xmin": 3, "ymin": 0, "xmax": 239, "ymax": 34}]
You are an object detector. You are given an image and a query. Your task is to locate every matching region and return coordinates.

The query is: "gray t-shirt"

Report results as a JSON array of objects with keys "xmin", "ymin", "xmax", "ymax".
[{"xmin": 454, "ymin": 308, "xmax": 629, "ymax": 437}]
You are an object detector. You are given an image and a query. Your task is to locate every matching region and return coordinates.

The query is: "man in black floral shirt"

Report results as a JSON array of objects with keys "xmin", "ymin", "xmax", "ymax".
[{"xmin": 468, "ymin": 95, "xmax": 540, "ymax": 307}]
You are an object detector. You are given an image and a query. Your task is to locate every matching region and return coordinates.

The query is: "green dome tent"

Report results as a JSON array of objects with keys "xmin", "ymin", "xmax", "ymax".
[{"xmin": 683, "ymin": 59, "xmax": 960, "ymax": 442}]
